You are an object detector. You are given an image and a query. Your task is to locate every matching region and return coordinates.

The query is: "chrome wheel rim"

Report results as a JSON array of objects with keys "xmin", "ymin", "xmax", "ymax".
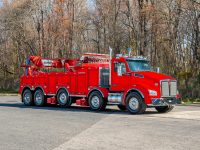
[
  {"xmin": 35, "ymin": 92, "xmax": 43, "ymax": 104},
  {"xmin": 24, "ymin": 92, "xmax": 31, "ymax": 104},
  {"xmin": 59, "ymin": 93, "xmax": 67, "ymax": 104},
  {"xmin": 91, "ymin": 96, "xmax": 100, "ymax": 108},
  {"xmin": 129, "ymin": 97, "xmax": 139, "ymax": 110}
]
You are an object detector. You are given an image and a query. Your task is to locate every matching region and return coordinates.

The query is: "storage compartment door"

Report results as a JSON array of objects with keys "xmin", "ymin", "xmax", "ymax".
[{"xmin": 77, "ymin": 72, "xmax": 87, "ymax": 95}]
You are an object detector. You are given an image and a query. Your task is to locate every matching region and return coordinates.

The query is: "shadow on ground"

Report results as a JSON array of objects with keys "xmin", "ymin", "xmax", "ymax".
[{"xmin": 0, "ymin": 101, "xmax": 160, "ymax": 115}]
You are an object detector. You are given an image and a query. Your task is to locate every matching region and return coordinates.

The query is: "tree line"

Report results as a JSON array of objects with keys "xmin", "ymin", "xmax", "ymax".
[{"xmin": 0, "ymin": 0, "xmax": 199, "ymax": 99}]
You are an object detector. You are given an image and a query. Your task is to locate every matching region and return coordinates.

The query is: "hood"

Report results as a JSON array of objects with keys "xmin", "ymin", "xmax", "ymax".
[{"xmin": 133, "ymin": 71, "xmax": 175, "ymax": 82}]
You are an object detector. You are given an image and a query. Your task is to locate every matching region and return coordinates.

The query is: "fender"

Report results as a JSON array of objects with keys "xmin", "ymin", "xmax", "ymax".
[
  {"xmin": 20, "ymin": 86, "xmax": 32, "ymax": 94},
  {"xmin": 87, "ymin": 87, "xmax": 109, "ymax": 98},
  {"xmin": 122, "ymin": 85, "xmax": 150, "ymax": 105},
  {"xmin": 56, "ymin": 87, "xmax": 70, "ymax": 97},
  {"xmin": 35, "ymin": 86, "xmax": 46, "ymax": 95},
  {"xmin": 126, "ymin": 88, "xmax": 145, "ymax": 98}
]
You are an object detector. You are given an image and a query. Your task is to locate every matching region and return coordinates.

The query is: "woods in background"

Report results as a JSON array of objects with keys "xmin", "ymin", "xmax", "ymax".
[{"xmin": 0, "ymin": 0, "xmax": 199, "ymax": 99}]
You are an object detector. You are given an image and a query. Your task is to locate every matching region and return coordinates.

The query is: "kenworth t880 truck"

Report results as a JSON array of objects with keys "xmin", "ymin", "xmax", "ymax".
[{"xmin": 19, "ymin": 51, "xmax": 178, "ymax": 114}]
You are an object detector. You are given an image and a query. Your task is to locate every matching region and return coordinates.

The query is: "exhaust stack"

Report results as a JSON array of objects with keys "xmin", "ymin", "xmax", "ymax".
[
  {"xmin": 128, "ymin": 48, "xmax": 132, "ymax": 57},
  {"xmin": 109, "ymin": 47, "xmax": 113, "ymax": 86}
]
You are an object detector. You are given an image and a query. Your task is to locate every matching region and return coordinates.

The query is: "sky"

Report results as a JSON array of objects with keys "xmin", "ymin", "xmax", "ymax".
[
  {"xmin": 0, "ymin": 0, "xmax": 3, "ymax": 7},
  {"xmin": 87, "ymin": 0, "xmax": 95, "ymax": 6},
  {"xmin": 87, "ymin": 0, "xmax": 95, "ymax": 11}
]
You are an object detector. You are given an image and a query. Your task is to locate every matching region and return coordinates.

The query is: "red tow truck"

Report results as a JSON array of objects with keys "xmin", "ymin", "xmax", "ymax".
[{"xmin": 19, "ymin": 50, "xmax": 178, "ymax": 114}]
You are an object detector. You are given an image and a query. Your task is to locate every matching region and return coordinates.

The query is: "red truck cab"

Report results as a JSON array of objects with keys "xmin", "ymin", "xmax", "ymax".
[
  {"xmin": 109, "ymin": 55, "xmax": 177, "ymax": 113},
  {"xmin": 19, "ymin": 53, "xmax": 178, "ymax": 114}
]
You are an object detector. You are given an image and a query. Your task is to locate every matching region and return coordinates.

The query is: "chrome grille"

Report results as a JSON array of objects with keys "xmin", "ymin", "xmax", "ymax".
[
  {"xmin": 161, "ymin": 81, "xmax": 177, "ymax": 97},
  {"xmin": 161, "ymin": 81, "xmax": 169, "ymax": 97},
  {"xmin": 170, "ymin": 81, "xmax": 177, "ymax": 96}
]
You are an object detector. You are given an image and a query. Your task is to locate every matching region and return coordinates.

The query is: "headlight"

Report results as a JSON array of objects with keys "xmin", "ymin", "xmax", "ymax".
[{"xmin": 148, "ymin": 90, "xmax": 157, "ymax": 96}]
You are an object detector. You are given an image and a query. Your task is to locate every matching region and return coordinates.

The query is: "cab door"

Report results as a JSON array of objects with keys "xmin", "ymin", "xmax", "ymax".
[{"xmin": 111, "ymin": 61, "xmax": 131, "ymax": 91}]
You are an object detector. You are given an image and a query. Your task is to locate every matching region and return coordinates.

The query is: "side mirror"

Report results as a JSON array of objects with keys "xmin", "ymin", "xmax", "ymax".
[
  {"xmin": 117, "ymin": 65, "xmax": 122, "ymax": 76},
  {"xmin": 157, "ymin": 67, "xmax": 160, "ymax": 73}
]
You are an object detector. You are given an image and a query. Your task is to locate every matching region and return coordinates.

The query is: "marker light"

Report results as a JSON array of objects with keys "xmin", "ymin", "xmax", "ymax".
[{"xmin": 149, "ymin": 90, "xmax": 157, "ymax": 96}]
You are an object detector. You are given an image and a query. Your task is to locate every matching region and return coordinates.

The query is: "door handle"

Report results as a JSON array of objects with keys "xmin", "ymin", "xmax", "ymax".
[{"xmin": 124, "ymin": 73, "xmax": 131, "ymax": 76}]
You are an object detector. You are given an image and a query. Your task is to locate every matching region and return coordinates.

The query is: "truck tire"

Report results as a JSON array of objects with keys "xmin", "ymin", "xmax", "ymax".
[
  {"xmin": 126, "ymin": 92, "xmax": 146, "ymax": 114},
  {"xmin": 22, "ymin": 89, "xmax": 33, "ymax": 106},
  {"xmin": 155, "ymin": 105, "xmax": 174, "ymax": 113},
  {"xmin": 118, "ymin": 104, "xmax": 126, "ymax": 111},
  {"xmin": 88, "ymin": 91, "xmax": 106, "ymax": 111},
  {"xmin": 57, "ymin": 89, "xmax": 71, "ymax": 107},
  {"xmin": 34, "ymin": 89, "xmax": 45, "ymax": 106}
]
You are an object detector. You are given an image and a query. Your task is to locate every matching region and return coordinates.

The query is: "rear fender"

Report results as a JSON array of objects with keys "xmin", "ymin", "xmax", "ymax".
[
  {"xmin": 34, "ymin": 86, "xmax": 46, "ymax": 95},
  {"xmin": 21, "ymin": 86, "xmax": 32, "ymax": 95},
  {"xmin": 87, "ymin": 87, "xmax": 109, "ymax": 99},
  {"xmin": 56, "ymin": 87, "xmax": 70, "ymax": 97}
]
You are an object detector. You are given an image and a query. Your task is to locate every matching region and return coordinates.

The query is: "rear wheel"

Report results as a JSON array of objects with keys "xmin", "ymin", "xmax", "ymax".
[
  {"xmin": 88, "ymin": 91, "xmax": 106, "ymax": 111},
  {"xmin": 155, "ymin": 105, "xmax": 174, "ymax": 113},
  {"xmin": 57, "ymin": 89, "xmax": 71, "ymax": 107},
  {"xmin": 126, "ymin": 93, "xmax": 146, "ymax": 114},
  {"xmin": 22, "ymin": 89, "xmax": 33, "ymax": 106},
  {"xmin": 34, "ymin": 89, "xmax": 45, "ymax": 106}
]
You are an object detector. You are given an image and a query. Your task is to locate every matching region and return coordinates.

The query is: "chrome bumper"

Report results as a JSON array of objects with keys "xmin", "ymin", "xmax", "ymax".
[{"xmin": 148, "ymin": 98, "xmax": 177, "ymax": 107}]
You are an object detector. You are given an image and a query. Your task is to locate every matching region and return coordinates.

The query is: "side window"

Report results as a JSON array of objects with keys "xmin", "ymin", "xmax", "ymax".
[
  {"xmin": 114, "ymin": 62, "xmax": 126, "ymax": 74},
  {"xmin": 121, "ymin": 63, "xmax": 126, "ymax": 74},
  {"xmin": 114, "ymin": 63, "xmax": 118, "ymax": 72}
]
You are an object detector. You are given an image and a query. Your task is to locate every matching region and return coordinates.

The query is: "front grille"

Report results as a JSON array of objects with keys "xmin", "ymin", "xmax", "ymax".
[{"xmin": 161, "ymin": 80, "xmax": 177, "ymax": 97}]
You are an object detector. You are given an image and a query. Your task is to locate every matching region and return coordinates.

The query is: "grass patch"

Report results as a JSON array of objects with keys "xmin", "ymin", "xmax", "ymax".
[{"xmin": 182, "ymin": 98, "xmax": 200, "ymax": 105}]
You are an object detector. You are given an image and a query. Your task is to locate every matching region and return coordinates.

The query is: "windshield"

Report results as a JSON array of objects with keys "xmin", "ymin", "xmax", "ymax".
[{"xmin": 127, "ymin": 60, "xmax": 151, "ymax": 71}]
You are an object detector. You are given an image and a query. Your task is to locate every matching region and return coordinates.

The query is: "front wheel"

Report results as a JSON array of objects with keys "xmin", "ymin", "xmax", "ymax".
[
  {"xmin": 155, "ymin": 105, "xmax": 174, "ymax": 113},
  {"xmin": 126, "ymin": 93, "xmax": 146, "ymax": 114}
]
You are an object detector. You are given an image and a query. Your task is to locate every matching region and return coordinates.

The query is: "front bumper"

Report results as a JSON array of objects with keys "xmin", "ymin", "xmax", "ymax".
[{"xmin": 148, "ymin": 98, "xmax": 177, "ymax": 107}]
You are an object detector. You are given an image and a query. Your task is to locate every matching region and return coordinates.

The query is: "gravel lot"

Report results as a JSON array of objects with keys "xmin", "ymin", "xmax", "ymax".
[{"xmin": 0, "ymin": 96, "xmax": 200, "ymax": 150}]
